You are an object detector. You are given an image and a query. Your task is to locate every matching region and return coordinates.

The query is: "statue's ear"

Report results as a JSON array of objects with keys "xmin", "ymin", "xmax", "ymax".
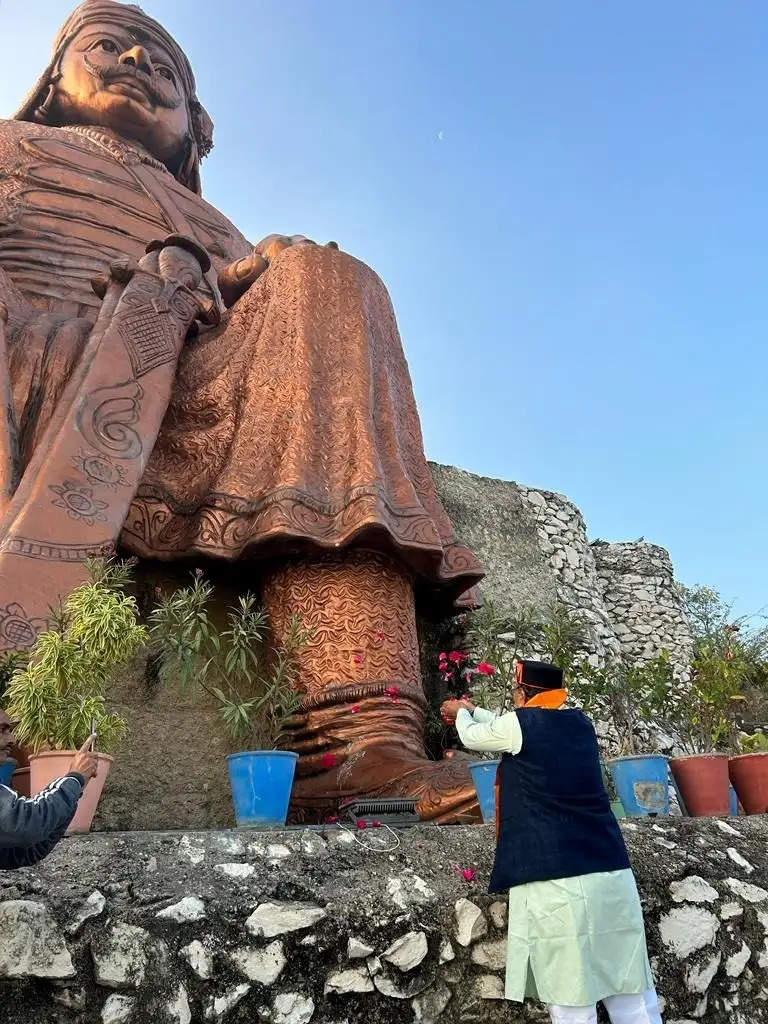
[
  {"xmin": 177, "ymin": 135, "xmax": 203, "ymax": 196},
  {"xmin": 191, "ymin": 100, "xmax": 213, "ymax": 159}
]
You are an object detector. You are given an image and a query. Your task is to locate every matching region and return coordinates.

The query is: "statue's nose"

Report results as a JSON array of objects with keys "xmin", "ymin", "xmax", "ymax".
[{"xmin": 118, "ymin": 45, "xmax": 153, "ymax": 76}]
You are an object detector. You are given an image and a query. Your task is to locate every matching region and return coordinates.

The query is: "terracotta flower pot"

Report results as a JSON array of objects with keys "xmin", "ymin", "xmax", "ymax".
[
  {"xmin": 669, "ymin": 754, "xmax": 730, "ymax": 816},
  {"xmin": 729, "ymin": 753, "xmax": 768, "ymax": 815},
  {"xmin": 29, "ymin": 751, "xmax": 113, "ymax": 834},
  {"xmin": 11, "ymin": 766, "xmax": 30, "ymax": 798}
]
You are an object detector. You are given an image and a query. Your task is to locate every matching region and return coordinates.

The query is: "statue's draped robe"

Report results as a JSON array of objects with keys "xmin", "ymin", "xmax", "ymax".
[{"xmin": 0, "ymin": 121, "xmax": 482, "ymax": 601}]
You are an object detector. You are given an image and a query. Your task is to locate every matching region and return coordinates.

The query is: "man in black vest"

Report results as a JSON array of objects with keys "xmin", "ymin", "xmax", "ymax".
[{"xmin": 442, "ymin": 659, "xmax": 662, "ymax": 1024}]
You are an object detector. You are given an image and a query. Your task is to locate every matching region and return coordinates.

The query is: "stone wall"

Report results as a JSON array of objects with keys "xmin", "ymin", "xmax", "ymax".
[
  {"xmin": 430, "ymin": 464, "xmax": 692, "ymax": 670},
  {"xmin": 2, "ymin": 819, "xmax": 767, "ymax": 1024},
  {"xmin": 592, "ymin": 541, "xmax": 694, "ymax": 678}
]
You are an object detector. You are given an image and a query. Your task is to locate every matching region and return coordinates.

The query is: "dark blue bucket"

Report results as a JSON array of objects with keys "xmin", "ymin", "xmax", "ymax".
[
  {"xmin": 0, "ymin": 759, "xmax": 16, "ymax": 787},
  {"xmin": 226, "ymin": 751, "xmax": 298, "ymax": 827},
  {"xmin": 608, "ymin": 755, "xmax": 669, "ymax": 816},
  {"xmin": 469, "ymin": 759, "xmax": 500, "ymax": 824}
]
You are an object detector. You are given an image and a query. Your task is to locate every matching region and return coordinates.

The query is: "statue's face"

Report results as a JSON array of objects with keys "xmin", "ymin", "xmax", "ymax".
[{"xmin": 52, "ymin": 21, "xmax": 190, "ymax": 167}]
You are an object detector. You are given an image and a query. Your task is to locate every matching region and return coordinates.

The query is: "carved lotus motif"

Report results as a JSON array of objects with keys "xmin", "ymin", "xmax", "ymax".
[{"xmin": 49, "ymin": 480, "xmax": 109, "ymax": 526}]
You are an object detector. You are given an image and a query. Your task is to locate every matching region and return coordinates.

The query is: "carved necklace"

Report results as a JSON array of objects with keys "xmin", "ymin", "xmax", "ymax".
[{"xmin": 63, "ymin": 125, "xmax": 169, "ymax": 176}]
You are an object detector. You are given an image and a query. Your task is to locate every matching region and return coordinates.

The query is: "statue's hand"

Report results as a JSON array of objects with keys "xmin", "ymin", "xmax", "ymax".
[{"xmin": 218, "ymin": 234, "xmax": 339, "ymax": 308}]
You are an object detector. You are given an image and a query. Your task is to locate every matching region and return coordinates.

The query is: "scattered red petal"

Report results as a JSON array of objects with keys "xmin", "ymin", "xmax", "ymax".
[
  {"xmin": 461, "ymin": 867, "xmax": 477, "ymax": 882},
  {"xmin": 375, "ymin": 631, "xmax": 386, "ymax": 641},
  {"xmin": 321, "ymin": 753, "xmax": 338, "ymax": 770},
  {"xmin": 351, "ymin": 704, "xmax": 360, "ymax": 713},
  {"xmin": 372, "ymin": 820, "xmax": 382, "ymax": 828},
  {"xmin": 353, "ymin": 654, "xmax": 363, "ymax": 665},
  {"xmin": 356, "ymin": 820, "xmax": 368, "ymax": 831},
  {"xmin": 326, "ymin": 815, "xmax": 339, "ymax": 824},
  {"xmin": 384, "ymin": 685, "xmax": 400, "ymax": 697}
]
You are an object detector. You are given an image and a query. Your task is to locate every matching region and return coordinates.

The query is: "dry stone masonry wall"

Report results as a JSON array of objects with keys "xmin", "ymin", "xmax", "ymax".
[{"xmin": 1, "ymin": 819, "xmax": 766, "ymax": 1024}]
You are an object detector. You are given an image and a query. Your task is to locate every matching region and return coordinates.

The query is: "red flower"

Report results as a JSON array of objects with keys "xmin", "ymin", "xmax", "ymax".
[
  {"xmin": 372, "ymin": 820, "xmax": 382, "ymax": 829},
  {"xmin": 375, "ymin": 631, "xmax": 386, "ymax": 641},
  {"xmin": 353, "ymin": 653, "xmax": 363, "ymax": 665},
  {"xmin": 321, "ymin": 753, "xmax": 337, "ymax": 770},
  {"xmin": 476, "ymin": 661, "xmax": 495, "ymax": 676},
  {"xmin": 326, "ymin": 815, "xmax": 339, "ymax": 824},
  {"xmin": 351, "ymin": 704, "xmax": 360, "ymax": 714},
  {"xmin": 384, "ymin": 685, "xmax": 399, "ymax": 697},
  {"xmin": 356, "ymin": 820, "xmax": 367, "ymax": 831},
  {"xmin": 438, "ymin": 652, "xmax": 447, "ymax": 661},
  {"xmin": 461, "ymin": 867, "xmax": 477, "ymax": 883},
  {"xmin": 448, "ymin": 651, "xmax": 467, "ymax": 664}
]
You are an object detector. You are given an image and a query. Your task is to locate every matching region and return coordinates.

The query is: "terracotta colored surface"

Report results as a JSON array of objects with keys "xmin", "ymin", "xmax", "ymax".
[
  {"xmin": 29, "ymin": 751, "xmax": 113, "ymax": 834},
  {"xmin": 729, "ymin": 754, "xmax": 768, "ymax": 815},
  {"xmin": 670, "ymin": 754, "xmax": 730, "ymax": 816},
  {"xmin": 11, "ymin": 766, "xmax": 30, "ymax": 798},
  {"xmin": 0, "ymin": 2, "xmax": 483, "ymax": 823}
]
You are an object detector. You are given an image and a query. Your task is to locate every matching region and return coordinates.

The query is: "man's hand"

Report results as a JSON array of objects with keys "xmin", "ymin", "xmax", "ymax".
[
  {"xmin": 69, "ymin": 737, "xmax": 98, "ymax": 782},
  {"xmin": 218, "ymin": 235, "xmax": 340, "ymax": 308},
  {"xmin": 441, "ymin": 698, "xmax": 475, "ymax": 725}
]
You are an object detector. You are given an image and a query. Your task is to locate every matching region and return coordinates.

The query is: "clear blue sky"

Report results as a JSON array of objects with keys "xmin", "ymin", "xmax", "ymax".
[{"xmin": 1, "ymin": 2, "xmax": 764, "ymax": 615}]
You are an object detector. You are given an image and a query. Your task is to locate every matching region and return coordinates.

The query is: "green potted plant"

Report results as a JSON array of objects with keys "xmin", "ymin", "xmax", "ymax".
[
  {"xmin": 3, "ymin": 559, "xmax": 144, "ymax": 832},
  {"xmin": 729, "ymin": 730, "xmax": 768, "ymax": 814},
  {"xmin": 149, "ymin": 571, "xmax": 310, "ymax": 827},
  {"xmin": 573, "ymin": 653, "xmax": 675, "ymax": 817}
]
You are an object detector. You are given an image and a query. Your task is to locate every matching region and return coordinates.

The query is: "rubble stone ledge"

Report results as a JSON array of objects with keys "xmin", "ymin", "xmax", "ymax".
[{"xmin": 1, "ymin": 818, "xmax": 766, "ymax": 1023}]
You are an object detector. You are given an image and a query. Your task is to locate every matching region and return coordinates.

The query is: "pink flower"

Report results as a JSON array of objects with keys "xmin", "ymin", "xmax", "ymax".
[
  {"xmin": 321, "ymin": 753, "xmax": 337, "ymax": 770},
  {"xmin": 461, "ymin": 867, "xmax": 477, "ymax": 883},
  {"xmin": 442, "ymin": 670, "xmax": 454, "ymax": 682},
  {"xmin": 372, "ymin": 820, "xmax": 382, "ymax": 829},
  {"xmin": 448, "ymin": 651, "xmax": 467, "ymax": 664},
  {"xmin": 438, "ymin": 652, "xmax": 447, "ymax": 661},
  {"xmin": 351, "ymin": 704, "xmax": 360, "ymax": 714},
  {"xmin": 384, "ymin": 685, "xmax": 399, "ymax": 698},
  {"xmin": 353, "ymin": 653, "xmax": 363, "ymax": 665},
  {"xmin": 356, "ymin": 820, "xmax": 367, "ymax": 831},
  {"xmin": 476, "ymin": 661, "xmax": 496, "ymax": 676}
]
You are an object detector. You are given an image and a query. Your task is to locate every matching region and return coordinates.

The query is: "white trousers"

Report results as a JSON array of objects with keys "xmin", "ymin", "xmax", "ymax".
[{"xmin": 549, "ymin": 988, "xmax": 663, "ymax": 1024}]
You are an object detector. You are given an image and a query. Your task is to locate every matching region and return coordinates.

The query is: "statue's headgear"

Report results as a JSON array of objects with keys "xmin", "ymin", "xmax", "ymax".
[{"xmin": 12, "ymin": 0, "xmax": 213, "ymax": 195}]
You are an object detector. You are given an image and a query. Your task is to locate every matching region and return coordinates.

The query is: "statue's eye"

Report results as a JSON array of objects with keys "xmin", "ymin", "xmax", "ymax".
[
  {"xmin": 97, "ymin": 39, "xmax": 118, "ymax": 54},
  {"xmin": 157, "ymin": 66, "xmax": 176, "ymax": 85}
]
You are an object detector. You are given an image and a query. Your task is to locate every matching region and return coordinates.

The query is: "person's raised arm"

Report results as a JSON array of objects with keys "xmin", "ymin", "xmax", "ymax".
[{"xmin": 441, "ymin": 699, "xmax": 522, "ymax": 754}]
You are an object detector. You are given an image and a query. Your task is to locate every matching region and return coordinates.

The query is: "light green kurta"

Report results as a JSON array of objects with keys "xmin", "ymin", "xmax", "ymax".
[{"xmin": 456, "ymin": 706, "xmax": 654, "ymax": 1006}]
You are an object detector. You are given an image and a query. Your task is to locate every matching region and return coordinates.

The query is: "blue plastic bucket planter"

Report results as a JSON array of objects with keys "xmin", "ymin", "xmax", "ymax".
[
  {"xmin": 469, "ymin": 759, "xmax": 500, "ymax": 824},
  {"xmin": 729, "ymin": 785, "xmax": 739, "ymax": 816},
  {"xmin": 0, "ymin": 759, "xmax": 16, "ymax": 786},
  {"xmin": 607, "ymin": 755, "xmax": 669, "ymax": 817},
  {"xmin": 226, "ymin": 751, "xmax": 298, "ymax": 827}
]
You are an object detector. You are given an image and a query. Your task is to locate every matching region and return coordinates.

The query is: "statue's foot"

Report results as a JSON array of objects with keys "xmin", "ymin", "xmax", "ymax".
[{"xmin": 283, "ymin": 683, "xmax": 481, "ymax": 825}]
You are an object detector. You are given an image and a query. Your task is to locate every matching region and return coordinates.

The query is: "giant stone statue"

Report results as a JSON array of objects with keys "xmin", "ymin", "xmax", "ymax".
[{"xmin": 0, "ymin": 1, "xmax": 484, "ymax": 822}]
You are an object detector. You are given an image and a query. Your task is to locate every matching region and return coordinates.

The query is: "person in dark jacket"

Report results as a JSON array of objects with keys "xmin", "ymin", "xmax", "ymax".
[
  {"xmin": 441, "ymin": 659, "xmax": 662, "ymax": 1024},
  {"xmin": 0, "ymin": 708, "xmax": 97, "ymax": 869}
]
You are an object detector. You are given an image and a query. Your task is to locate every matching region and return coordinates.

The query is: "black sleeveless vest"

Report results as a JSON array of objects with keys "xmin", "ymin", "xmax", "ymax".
[{"xmin": 489, "ymin": 707, "xmax": 630, "ymax": 893}]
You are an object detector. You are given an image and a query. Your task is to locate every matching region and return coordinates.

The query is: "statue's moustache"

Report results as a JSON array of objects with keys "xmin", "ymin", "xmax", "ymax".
[{"xmin": 83, "ymin": 54, "xmax": 183, "ymax": 110}]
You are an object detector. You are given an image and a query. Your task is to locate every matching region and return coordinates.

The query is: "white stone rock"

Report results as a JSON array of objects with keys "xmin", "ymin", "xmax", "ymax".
[
  {"xmin": 383, "ymin": 931, "xmax": 428, "ymax": 971},
  {"xmin": 214, "ymin": 863, "xmax": 255, "ymax": 879},
  {"xmin": 299, "ymin": 935, "xmax": 317, "ymax": 947},
  {"xmin": 178, "ymin": 836, "xmax": 205, "ymax": 865},
  {"xmin": 726, "ymin": 943, "xmax": 751, "ymax": 978},
  {"xmin": 67, "ymin": 890, "xmax": 106, "ymax": 935},
  {"xmin": 475, "ymin": 974, "xmax": 505, "ymax": 1000},
  {"xmin": 266, "ymin": 844, "xmax": 292, "ymax": 862},
  {"xmin": 669, "ymin": 876, "xmax": 719, "ymax": 904},
  {"xmin": 156, "ymin": 897, "xmax": 206, "ymax": 923},
  {"xmin": 715, "ymin": 820, "xmax": 742, "ymax": 838},
  {"xmin": 145, "ymin": 856, "xmax": 158, "ymax": 873},
  {"xmin": 386, "ymin": 873, "xmax": 436, "ymax": 911},
  {"xmin": 213, "ymin": 834, "xmax": 246, "ymax": 857},
  {"xmin": 726, "ymin": 848, "xmax": 754, "ymax": 874},
  {"xmin": 324, "ymin": 967, "xmax": 374, "ymax": 995},
  {"xmin": 438, "ymin": 938, "xmax": 455, "ymax": 964},
  {"xmin": 92, "ymin": 923, "xmax": 153, "ymax": 990},
  {"xmin": 180, "ymin": 939, "xmax": 212, "ymax": 980},
  {"xmin": 273, "ymin": 992, "xmax": 315, "ymax": 1024},
  {"xmin": 230, "ymin": 941, "xmax": 286, "ymax": 985},
  {"xmin": 300, "ymin": 832, "xmax": 327, "ymax": 857},
  {"xmin": 101, "ymin": 993, "xmax": 135, "ymax": 1024},
  {"xmin": 719, "ymin": 902, "xmax": 744, "ymax": 921},
  {"xmin": 167, "ymin": 984, "xmax": 191, "ymax": 1024},
  {"xmin": 246, "ymin": 901, "xmax": 326, "ymax": 938},
  {"xmin": 205, "ymin": 983, "xmax": 251, "ymax": 1021},
  {"xmin": 454, "ymin": 898, "xmax": 488, "ymax": 946},
  {"xmin": 658, "ymin": 906, "xmax": 719, "ymax": 959},
  {"xmin": 347, "ymin": 937, "xmax": 374, "ymax": 959},
  {"xmin": 489, "ymin": 900, "xmax": 507, "ymax": 929},
  {"xmin": 0, "ymin": 900, "xmax": 75, "ymax": 980},
  {"xmin": 685, "ymin": 952, "xmax": 721, "ymax": 993},
  {"xmin": 471, "ymin": 939, "xmax": 507, "ymax": 971},
  {"xmin": 726, "ymin": 878, "xmax": 768, "ymax": 903},
  {"xmin": 412, "ymin": 982, "xmax": 452, "ymax": 1023},
  {"xmin": 367, "ymin": 955, "xmax": 382, "ymax": 976}
]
